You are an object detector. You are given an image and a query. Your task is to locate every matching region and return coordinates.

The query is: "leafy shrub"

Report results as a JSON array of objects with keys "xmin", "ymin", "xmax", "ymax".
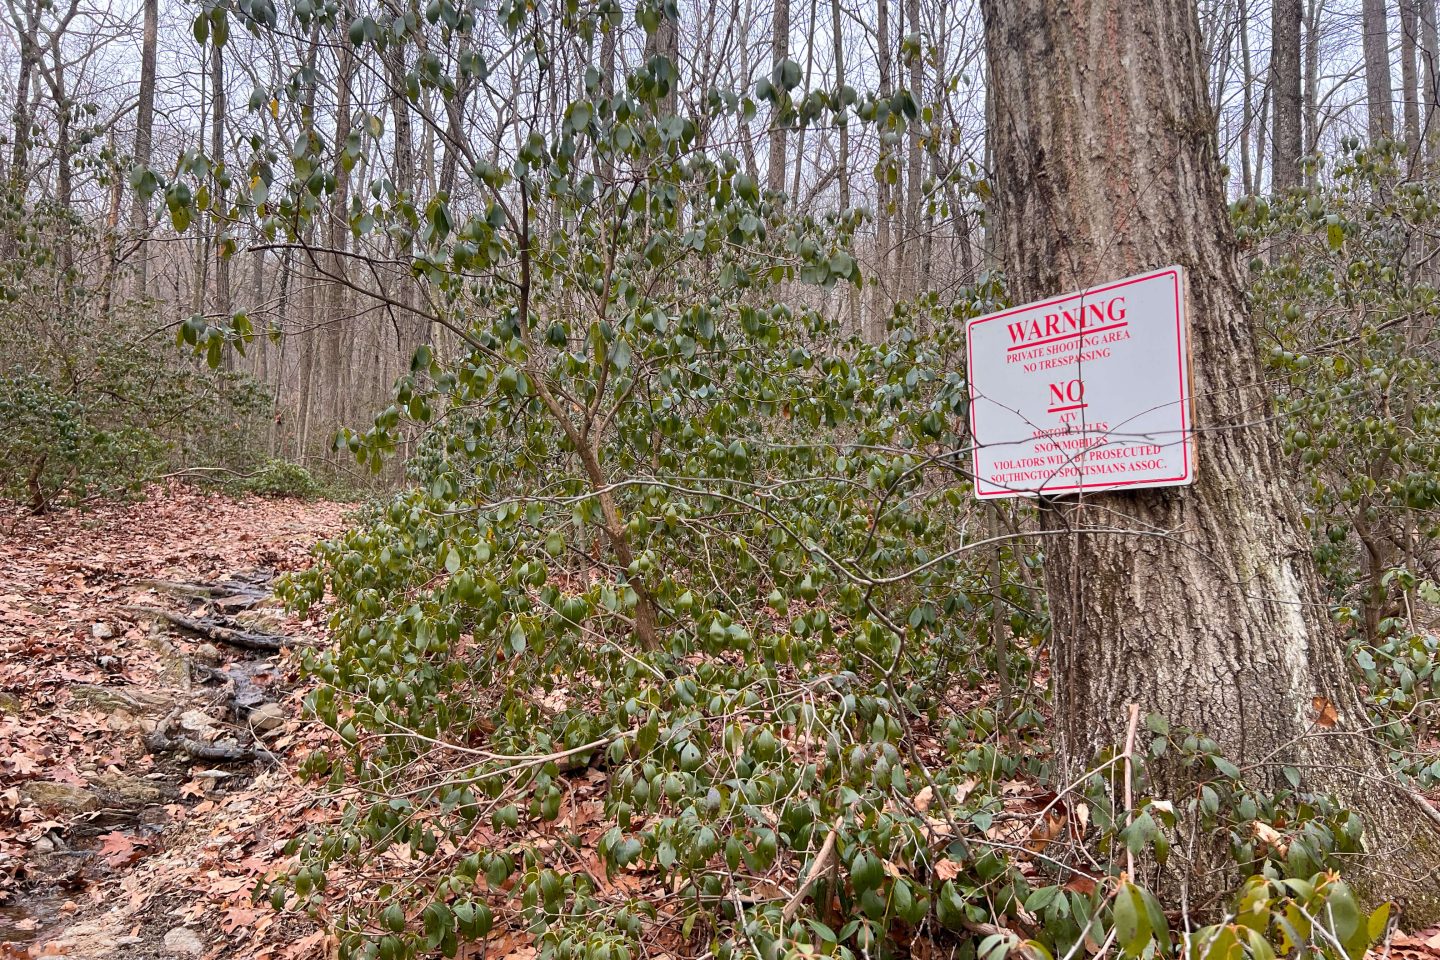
[
  {"xmin": 234, "ymin": 459, "xmax": 325, "ymax": 500},
  {"xmin": 0, "ymin": 192, "xmax": 274, "ymax": 510},
  {"xmin": 267, "ymin": 45, "xmax": 1384, "ymax": 960},
  {"xmin": 1239, "ymin": 141, "xmax": 1440, "ymax": 784}
]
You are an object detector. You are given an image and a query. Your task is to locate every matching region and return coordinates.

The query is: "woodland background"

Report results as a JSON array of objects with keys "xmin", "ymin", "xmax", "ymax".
[{"xmin": 0, "ymin": 0, "xmax": 1432, "ymax": 489}]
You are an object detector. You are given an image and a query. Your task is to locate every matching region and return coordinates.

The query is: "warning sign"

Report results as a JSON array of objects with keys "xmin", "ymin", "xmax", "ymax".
[{"xmin": 966, "ymin": 265, "xmax": 1194, "ymax": 499}]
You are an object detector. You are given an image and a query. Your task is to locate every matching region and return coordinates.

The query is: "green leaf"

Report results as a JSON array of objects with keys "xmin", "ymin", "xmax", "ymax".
[
  {"xmin": 610, "ymin": 338, "xmax": 632, "ymax": 371},
  {"xmin": 422, "ymin": 901, "xmax": 453, "ymax": 949},
  {"xmin": 1113, "ymin": 883, "xmax": 1151, "ymax": 957},
  {"xmin": 1211, "ymin": 756, "xmax": 1241, "ymax": 779}
]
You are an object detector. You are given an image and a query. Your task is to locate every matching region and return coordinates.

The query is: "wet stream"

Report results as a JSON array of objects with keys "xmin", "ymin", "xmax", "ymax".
[{"xmin": 0, "ymin": 896, "xmax": 63, "ymax": 944}]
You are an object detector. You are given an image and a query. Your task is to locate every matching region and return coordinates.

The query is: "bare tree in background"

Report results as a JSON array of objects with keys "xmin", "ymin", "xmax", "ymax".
[
  {"xmin": 1303, "ymin": 0, "xmax": 1322, "ymax": 163},
  {"xmin": 129, "ymin": 0, "xmax": 157, "ymax": 296},
  {"xmin": 902, "ymin": 0, "xmax": 921, "ymax": 298},
  {"xmin": 1270, "ymin": 0, "xmax": 1302, "ymax": 190},
  {"xmin": 868, "ymin": 0, "xmax": 891, "ymax": 342},
  {"xmin": 210, "ymin": 35, "xmax": 230, "ymax": 317},
  {"xmin": 767, "ymin": 0, "xmax": 788, "ymax": 193},
  {"xmin": 1361, "ymin": 0, "xmax": 1393, "ymax": 141},
  {"xmin": 1422, "ymin": 0, "xmax": 1440, "ymax": 153},
  {"xmin": 1402, "ymin": 0, "xmax": 1423, "ymax": 159}
]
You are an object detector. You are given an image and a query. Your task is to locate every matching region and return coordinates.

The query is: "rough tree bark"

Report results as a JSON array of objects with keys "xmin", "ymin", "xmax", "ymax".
[
  {"xmin": 767, "ymin": 0, "xmax": 789, "ymax": 194},
  {"xmin": 1304, "ymin": 0, "xmax": 1323, "ymax": 166},
  {"xmin": 1270, "ymin": 0, "xmax": 1303, "ymax": 191},
  {"xmin": 1362, "ymin": 0, "xmax": 1394, "ymax": 141},
  {"xmin": 981, "ymin": 0, "xmax": 1440, "ymax": 921},
  {"xmin": 1403, "ymin": 0, "xmax": 1424, "ymax": 160},
  {"xmin": 644, "ymin": 9, "xmax": 679, "ymax": 118}
]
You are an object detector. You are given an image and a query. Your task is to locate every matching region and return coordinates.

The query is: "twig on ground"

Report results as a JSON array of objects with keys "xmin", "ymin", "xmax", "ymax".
[{"xmin": 145, "ymin": 709, "xmax": 280, "ymax": 766}]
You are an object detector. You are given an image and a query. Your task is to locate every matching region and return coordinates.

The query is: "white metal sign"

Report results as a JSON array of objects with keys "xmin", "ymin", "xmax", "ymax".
[{"xmin": 966, "ymin": 265, "xmax": 1194, "ymax": 499}]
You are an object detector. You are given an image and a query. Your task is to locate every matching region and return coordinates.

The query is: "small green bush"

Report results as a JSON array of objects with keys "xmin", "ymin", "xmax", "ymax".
[
  {"xmin": 0, "ymin": 370, "xmax": 173, "ymax": 510},
  {"xmin": 235, "ymin": 459, "xmax": 324, "ymax": 499}
]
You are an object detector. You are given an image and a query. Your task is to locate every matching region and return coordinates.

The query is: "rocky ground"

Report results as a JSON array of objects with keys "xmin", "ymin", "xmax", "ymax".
[{"xmin": 0, "ymin": 486, "xmax": 350, "ymax": 959}]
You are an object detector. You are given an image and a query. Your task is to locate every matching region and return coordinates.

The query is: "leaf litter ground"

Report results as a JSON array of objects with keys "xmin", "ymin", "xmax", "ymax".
[{"xmin": 0, "ymin": 485, "xmax": 346, "ymax": 959}]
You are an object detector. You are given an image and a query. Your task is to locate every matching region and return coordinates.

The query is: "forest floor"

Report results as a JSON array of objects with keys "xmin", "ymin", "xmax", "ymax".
[
  {"xmin": 7, "ymin": 488, "xmax": 1440, "ymax": 960},
  {"xmin": 0, "ymin": 486, "xmax": 350, "ymax": 959}
]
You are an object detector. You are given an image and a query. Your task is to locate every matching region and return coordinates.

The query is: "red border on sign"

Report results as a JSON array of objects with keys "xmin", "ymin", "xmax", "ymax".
[{"xmin": 965, "ymin": 267, "xmax": 1192, "ymax": 499}]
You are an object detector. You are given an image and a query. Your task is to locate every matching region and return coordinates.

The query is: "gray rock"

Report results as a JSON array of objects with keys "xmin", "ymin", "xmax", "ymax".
[
  {"xmin": 70, "ymin": 684, "xmax": 172, "ymax": 715},
  {"xmin": 247, "ymin": 702, "xmax": 285, "ymax": 733},
  {"xmin": 89, "ymin": 771, "xmax": 172, "ymax": 806},
  {"xmin": 233, "ymin": 611, "xmax": 285, "ymax": 634},
  {"xmin": 20, "ymin": 780, "xmax": 100, "ymax": 814},
  {"xmin": 91, "ymin": 622, "xmax": 114, "ymax": 640},
  {"xmin": 178, "ymin": 709, "xmax": 219, "ymax": 737},
  {"xmin": 193, "ymin": 642, "xmax": 224, "ymax": 665},
  {"xmin": 162, "ymin": 926, "xmax": 204, "ymax": 956},
  {"xmin": 0, "ymin": 691, "xmax": 19, "ymax": 714}
]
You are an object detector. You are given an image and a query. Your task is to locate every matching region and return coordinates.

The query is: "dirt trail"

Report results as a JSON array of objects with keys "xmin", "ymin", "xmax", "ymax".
[{"xmin": 0, "ymin": 486, "xmax": 349, "ymax": 959}]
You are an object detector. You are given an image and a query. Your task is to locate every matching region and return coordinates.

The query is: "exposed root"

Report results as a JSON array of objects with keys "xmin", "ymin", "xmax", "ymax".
[{"xmin": 124, "ymin": 606, "xmax": 302, "ymax": 652}]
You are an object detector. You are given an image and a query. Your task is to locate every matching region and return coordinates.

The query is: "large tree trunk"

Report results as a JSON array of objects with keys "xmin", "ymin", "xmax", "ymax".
[
  {"xmin": 1270, "ymin": 0, "xmax": 1303, "ymax": 191},
  {"xmin": 1362, "ymin": 0, "xmax": 1394, "ymax": 142},
  {"xmin": 644, "ymin": 10, "xmax": 679, "ymax": 118},
  {"xmin": 981, "ymin": 0, "xmax": 1440, "ymax": 921}
]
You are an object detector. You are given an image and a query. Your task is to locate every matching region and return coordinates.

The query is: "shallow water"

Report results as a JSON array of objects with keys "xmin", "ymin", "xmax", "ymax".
[{"xmin": 0, "ymin": 900, "xmax": 51, "ymax": 943}]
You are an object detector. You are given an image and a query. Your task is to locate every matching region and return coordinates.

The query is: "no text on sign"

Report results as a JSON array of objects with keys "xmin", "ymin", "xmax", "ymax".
[{"xmin": 966, "ymin": 265, "xmax": 1195, "ymax": 499}]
